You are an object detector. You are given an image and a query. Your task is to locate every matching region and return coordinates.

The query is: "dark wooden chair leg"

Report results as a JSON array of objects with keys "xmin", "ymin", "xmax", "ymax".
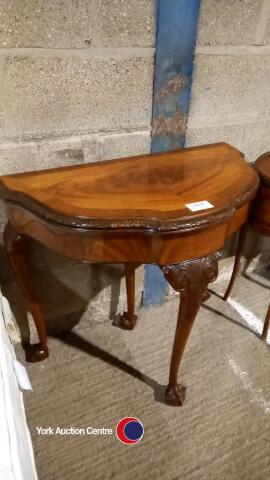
[
  {"xmin": 118, "ymin": 263, "xmax": 137, "ymax": 330},
  {"xmin": 4, "ymin": 222, "xmax": 49, "ymax": 362},
  {"xmin": 223, "ymin": 223, "xmax": 249, "ymax": 301},
  {"xmin": 262, "ymin": 303, "xmax": 270, "ymax": 340},
  {"xmin": 162, "ymin": 253, "xmax": 219, "ymax": 406}
]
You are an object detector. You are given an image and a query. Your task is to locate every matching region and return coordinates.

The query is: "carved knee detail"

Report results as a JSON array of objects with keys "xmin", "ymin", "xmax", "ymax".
[
  {"xmin": 161, "ymin": 252, "xmax": 220, "ymax": 302},
  {"xmin": 161, "ymin": 252, "xmax": 220, "ymax": 406}
]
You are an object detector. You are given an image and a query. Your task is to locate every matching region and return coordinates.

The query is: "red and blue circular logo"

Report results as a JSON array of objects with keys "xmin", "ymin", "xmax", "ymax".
[{"xmin": 116, "ymin": 417, "xmax": 144, "ymax": 445}]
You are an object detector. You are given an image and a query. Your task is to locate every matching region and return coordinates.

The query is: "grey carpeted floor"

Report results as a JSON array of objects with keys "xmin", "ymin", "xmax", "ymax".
[{"xmin": 16, "ymin": 266, "xmax": 270, "ymax": 480}]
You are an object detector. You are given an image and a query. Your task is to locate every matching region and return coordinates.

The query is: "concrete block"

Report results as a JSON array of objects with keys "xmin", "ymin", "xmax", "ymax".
[
  {"xmin": 186, "ymin": 119, "xmax": 270, "ymax": 162},
  {"xmin": 96, "ymin": 0, "xmax": 156, "ymax": 47},
  {"xmin": 197, "ymin": 0, "xmax": 263, "ymax": 46},
  {"xmin": 263, "ymin": 17, "xmax": 270, "ymax": 45},
  {"xmin": 0, "ymin": 57, "xmax": 5, "ymax": 140},
  {"xmin": 0, "ymin": 0, "xmax": 92, "ymax": 48},
  {"xmin": 0, "ymin": 141, "xmax": 39, "ymax": 174},
  {"xmin": 242, "ymin": 119, "xmax": 270, "ymax": 161},
  {"xmin": 185, "ymin": 124, "xmax": 246, "ymax": 156},
  {"xmin": 4, "ymin": 55, "xmax": 154, "ymax": 140},
  {"xmin": 37, "ymin": 141, "xmax": 84, "ymax": 168},
  {"xmin": 0, "ymin": 113, "xmax": 3, "ymax": 140},
  {"xmin": 82, "ymin": 135, "xmax": 99, "ymax": 163},
  {"xmin": 189, "ymin": 54, "xmax": 270, "ymax": 125},
  {"xmin": 36, "ymin": 136, "xmax": 95, "ymax": 169},
  {"xmin": 98, "ymin": 130, "xmax": 151, "ymax": 160},
  {"xmin": 0, "ymin": 136, "xmax": 98, "ymax": 175},
  {"xmin": 0, "ymin": 135, "xmax": 99, "ymax": 234}
]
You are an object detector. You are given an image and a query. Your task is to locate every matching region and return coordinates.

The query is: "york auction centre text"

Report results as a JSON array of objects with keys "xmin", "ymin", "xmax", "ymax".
[{"xmin": 36, "ymin": 426, "xmax": 113, "ymax": 436}]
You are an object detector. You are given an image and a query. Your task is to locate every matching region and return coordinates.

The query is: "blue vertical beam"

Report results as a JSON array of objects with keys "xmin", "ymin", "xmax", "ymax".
[{"xmin": 144, "ymin": 0, "xmax": 201, "ymax": 306}]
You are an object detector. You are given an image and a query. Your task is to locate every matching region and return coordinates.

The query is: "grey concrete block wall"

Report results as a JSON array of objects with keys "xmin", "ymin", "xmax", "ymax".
[
  {"xmin": 0, "ymin": 0, "xmax": 155, "ymax": 49},
  {"xmin": 0, "ymin": 0, "xmax": 156, "ymax": 216},
  {"xmin": 186, "ymin": 0, "xmax": 270, "ymax": 268},
  {"xmin": 4, "ymin": 55, "xmax": 154, "ymax": 140},
  {"xmin": 97, "ymin": 0, "xmax": 155, "ymax": 47},
  {"xmin": 0, "ymin": 1, "xmax": 156, "ymax": 330},
  {"xmin": 0, "ymin": 0, "xmax": 93, "ymax": 48},
  {"xmin": 186, "ymin": 0, "xmax": 270, "ymax": 163},
  {"xmin": 189, "ymin": 55, "xmax": 270, "ymax": 121},
  {"xmin": 197, "ymin": 0, "xmax": 265, "ymax": 46}
]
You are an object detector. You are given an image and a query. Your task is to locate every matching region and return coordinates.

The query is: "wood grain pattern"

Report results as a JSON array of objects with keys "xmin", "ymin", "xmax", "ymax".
[
  {"xmin": 0, "ymin": 143, "xmax": 258, "ymax": 233},
  {"xmin": 0, "ymin": 142, "xmax": 260, "ymax": 405},
  {"xmin": 162, "ymin": 253, "xmax": 219, "ymax": 406},
  {"xmin": 6, "ymin": 201, "xmax": 252, "ymax": 266}
]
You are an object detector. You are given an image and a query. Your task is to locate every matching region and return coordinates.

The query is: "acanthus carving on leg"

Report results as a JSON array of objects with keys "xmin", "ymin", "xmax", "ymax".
[
  {"xmin": 161, "ymin": 252, "xmax": 220, "ymax": 406},
  {"xmin": 162, "ymin": 252, "xmax": 220, "ymax": 300},
  {"xmin": 4, "ymin": 222, "xmax": 49, "ymax": 362}
]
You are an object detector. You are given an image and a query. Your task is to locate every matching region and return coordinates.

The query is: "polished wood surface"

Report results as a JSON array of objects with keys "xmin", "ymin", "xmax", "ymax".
[
  {"xmin": 0, "ymin": 143, "xmax": 258, "ymax": 232},
  {"xmin": 162, "ymin": 253, "xmax": 219, "ymax": 405},
  {"xmin": 0, "ymin": 143, "xmax": 259, "ymax": 405},
  {"xmin": 224, "ymin": 152, "xmax": 270, "ymax": 339},
  {"xmin": 5, "ymin": 203, "xmax": 242, "ymax": 265}
]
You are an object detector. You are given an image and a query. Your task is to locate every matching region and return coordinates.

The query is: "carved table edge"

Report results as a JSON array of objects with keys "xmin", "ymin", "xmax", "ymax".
[{"xmin": 0, "ymin": 174, "xmax": 259, "ymax": 235}]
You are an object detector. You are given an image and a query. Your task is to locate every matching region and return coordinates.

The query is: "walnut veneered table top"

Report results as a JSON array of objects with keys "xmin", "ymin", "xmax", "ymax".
[
  {"xmin": 0, "ymin": 142, "xmax": 260, "ymax": 405},
  {"xmin": 0, "ymin": 142, "xmax": 258, "ymax": 233}
]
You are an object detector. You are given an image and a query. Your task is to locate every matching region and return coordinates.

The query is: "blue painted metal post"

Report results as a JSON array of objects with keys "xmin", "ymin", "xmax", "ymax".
[{"xmin": 144, "ymin": 0, "xmax": 201, "ymax": 306}]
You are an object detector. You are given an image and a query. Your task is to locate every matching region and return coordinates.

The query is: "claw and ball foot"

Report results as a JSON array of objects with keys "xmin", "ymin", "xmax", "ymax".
[
  {"xmin": 118, "ymin": 311, "xmax": 138, "ymax": 330},
  {"xmin": 165, "ymin": 384, "xmax": 186, "ymax": 406}
]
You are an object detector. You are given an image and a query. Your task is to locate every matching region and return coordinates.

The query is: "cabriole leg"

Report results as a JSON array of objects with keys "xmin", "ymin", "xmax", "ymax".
[
  {"xmin": 4, "ymin": 222, "xmax": 49, "ymax": 362},
  {"xmin": 118, "ymin": 263, "xmax": 137, "ymax": 330},
  {"xmin": 161, "ymin": 253, "xmax": 219, "ymax": 406},
  {"xmin": 223, "ymin": 223, "xmax": 249, "ymax": 301}
]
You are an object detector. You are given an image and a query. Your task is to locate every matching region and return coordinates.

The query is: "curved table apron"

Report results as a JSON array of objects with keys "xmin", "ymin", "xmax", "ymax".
[{"xmin": 0, "ymin": 143, "xmax": 259, "ymax": 406}]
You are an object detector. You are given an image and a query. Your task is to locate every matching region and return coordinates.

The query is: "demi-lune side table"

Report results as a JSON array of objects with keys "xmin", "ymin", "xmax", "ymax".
[
  {"xmin": 223, "ymin": 152, "xmax": 270, "ymax": 339},
  {"xmin": 0, "ymin": 143, "xmax": 258, "ymax": 406}
]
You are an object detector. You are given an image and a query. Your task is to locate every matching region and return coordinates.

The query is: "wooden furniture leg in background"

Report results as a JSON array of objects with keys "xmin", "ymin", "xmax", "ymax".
[
  {"xmin": 4, "ymin": 222, "xmax": 49, "ymax": 362},
  {"xmin": 162, "ymin": 253, "xmax": 219, "ymax": 406},
  {"xmin": 223, "ymin": 221, "xmax": 270, "ymax": 340},
  {"xmin": 223, "ymin": 223, "xmax": 249, "ymax": 301},
  {"xmin": 262, "ymin": 303, "xmax": 270, "ymax": 340},
  {"xmin": 118, "ymin": 263, "xmax": 137, "ymax": 330}
]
